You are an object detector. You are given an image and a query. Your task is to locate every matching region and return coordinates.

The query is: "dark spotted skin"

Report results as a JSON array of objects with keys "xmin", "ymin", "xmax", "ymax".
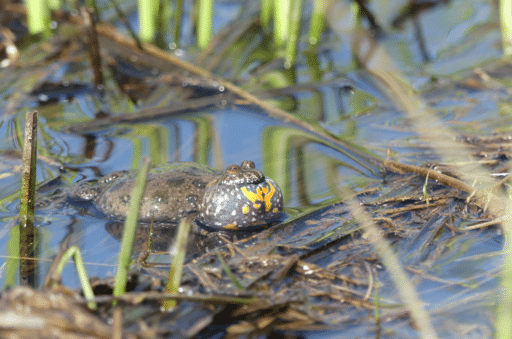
[{"xmin": 68, "ymin": 161, "xmax": 284, "ymax": 230}]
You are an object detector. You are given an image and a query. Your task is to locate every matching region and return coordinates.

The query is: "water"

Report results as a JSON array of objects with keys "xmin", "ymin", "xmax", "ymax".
[{"xmin": 0, "ymin": 0, "xmax": 508, "ymax": 337}]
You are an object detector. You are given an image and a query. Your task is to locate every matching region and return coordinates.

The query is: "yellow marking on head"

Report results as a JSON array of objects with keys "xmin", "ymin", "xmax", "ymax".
[
  {"xmin": 254, "ymin": 203, "xmax": 260, "ymax": 209},
  {"xmin": 241, "ymin": 187, "xmax": 263, "ymax": 203},
  {"xmin": 263, "ymin": 182, "xmax": 275, "ymax": 212},
  {"xmin": 241, "ymin": 181, "xmax": 276, "ymax": 212},
  {"xmin": 224, "ymin": 223, "xmax": 238, "ymax": 230},
  {"xmin": 243, "ymin": 205, "xmax": 250, "ymax": 214}
]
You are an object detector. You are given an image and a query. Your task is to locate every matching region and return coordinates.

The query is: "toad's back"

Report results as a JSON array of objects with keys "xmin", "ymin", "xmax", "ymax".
[{"xmin": 95, "ymin": 163, "xmax": 219, "ymax": 223}]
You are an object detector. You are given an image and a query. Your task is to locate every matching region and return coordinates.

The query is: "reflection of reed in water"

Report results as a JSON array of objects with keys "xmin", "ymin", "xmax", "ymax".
[
  {"xmin": 263, "ymin": 125, "xmax": 381, "ymax": 208},
  {"xmin": 104, "ymin": 222, "xmax": 179, "ymax": 253},
  {"xmin": 104, "ymin": 220, "xmax": 266, "ymax": 256}
]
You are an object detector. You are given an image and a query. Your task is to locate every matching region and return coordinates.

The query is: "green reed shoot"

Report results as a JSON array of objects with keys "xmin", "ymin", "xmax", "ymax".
[
  {"xmin": 48, "ymin": 0, "xmax": 60, "ymax": 9},
  {"xmin": 55, "ymin": 246, "xmax": 97, "ymax": 310},
  {"xmin": 216, "ymin": 251, "xmax": 244, "ymax": 290},
  {"xmin": 19, "ymin": 112, "xmax": 37, "ymax": 232},
  {"xmin": 308, "ymin": 0, "xmax": 329, "ymax": 45},
  {"xmin": 155, "ymin": 0, "xmax": 173, "ymax": 48},
  {"xmin": 174, "ymin": 0, "xmax": 183, "ymax": 44},
  {"xmin": 5, "ymin": 112, "xmax": 38, "ymax": 288},
  {"xmin": 497, "ymin": 177, "xmax": 512, "ymax": 338},
  {"xmin": 139, "ymin": 0, "xmax": 159, "ymax": 42},
  {"xmin": 113, "ymin": 157, "xmax": 151, "ymax": 298},
  {"xmin": 497, "ymin": 219, "xmax": 512, "ymax": 339},
  {"xmin": 285, "ymin": 0, "xmax": 303, "ymax": 67},
  {"xmin": 162, "ymin": 218, "xmax": 192, "ymax": 310},
  {"xmin": 5, "ymin": 225, "xmax": 20, "ymax": 288},
  {"xmin": 260, "ymin": 0, "xmax": 273, "ymax": 29},
  {"xmin": 500, "ymin": 0, "xmax": 512, "ymax": 55},
  {"xmin": 19, "ymin": 112, "xmax": 38, "ymax": 286},
  {"xmin": 26, "ymin": 0, "xmax": 50, "ymax": 35},
  {"xmin": 197, "ymin": 0, "xmax": 213, "ymax": 48},
  {"xmin": 273, "ymin": 0, "xmax": 290, "ymax": 48}
]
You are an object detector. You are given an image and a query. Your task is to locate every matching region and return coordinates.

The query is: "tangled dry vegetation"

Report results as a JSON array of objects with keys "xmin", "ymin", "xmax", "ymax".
[
  {"xmin": 1, "ymin": 153, "xmax": 504, "ymax": 338},
  {"xmin": 1, "ymin": 4, "xmax": 510, "ymax": 338}
]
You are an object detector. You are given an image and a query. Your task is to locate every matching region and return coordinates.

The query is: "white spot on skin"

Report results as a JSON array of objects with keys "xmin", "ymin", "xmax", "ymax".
[{"xmin": 231, "ymin": 210, "xmax": 236, "ymax": 216}]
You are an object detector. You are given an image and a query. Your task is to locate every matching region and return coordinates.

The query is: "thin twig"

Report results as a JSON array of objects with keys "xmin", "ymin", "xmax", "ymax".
[{"xmin": 82, "ymin": 7, "xmax": 104, "ymax": 87}]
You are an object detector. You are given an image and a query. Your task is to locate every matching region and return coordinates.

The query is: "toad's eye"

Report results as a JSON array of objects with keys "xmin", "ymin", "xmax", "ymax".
[
  {"xmin": 241, "ymin": 160, "xmax": 255, "ymax": 170},
  {"xmin": 226, "ymin": 164, "xmax": 241, "ymax": 176}
]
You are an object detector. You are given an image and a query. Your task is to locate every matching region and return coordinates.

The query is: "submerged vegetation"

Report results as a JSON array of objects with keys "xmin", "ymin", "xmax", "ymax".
[{"xmin": 4, "ymin": 0, "xmax": 512, "ymax": 337}]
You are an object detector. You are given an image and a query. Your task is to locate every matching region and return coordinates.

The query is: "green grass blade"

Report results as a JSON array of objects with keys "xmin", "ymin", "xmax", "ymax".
[
  {"xmin": 55, "ymin": 246, "xmax": 97, "ymax": 310},
  {"xmin": 19, "ymin": 111, "xmax": 37, "ymax": 237},
  {"xmin": 174, "ymin": 0, "xmax": 184, "ymax": 45},
  {"xmin": 19, "ymin": 112, "xmax": 38, "ymax": 286},
  {"xmin": 273, "ymin": 0, "xmax": 290, "ymax": 47},
  {"xmin": 348, "ymin": 197, "xmax": 438, "ymax": 339},
  {"xmin": 497, "ymin": 197, "xmax": 512, "ymax": 338},
  {"xmin": 162, "ymin": 218, "xmax": 192, "ymax": 310},
  {"xmin": 4, "ymin": 224, "xmax": 20, "ymax": 288},
  {"xmin": 308, "ymin": 0, "xmax": 330, "ymax": 45},
  {"xmin": 500, "ymin": 0, "xmax": 512, "ymax": 55},
  {"xmin": 48, "ymin": 0, "xmax": 60, "ymax": 10},
  {"xmin": 155, "ymin": 0, "xmax": 173, "ymax": 48},
  {"xmin": 216, "ymin": 251, "xmax": 244, "ymax": 290},
  {"xmin": 260, "ymin": 0, "xmax": 273, "ymax": 29},
  {"xmin": 197, "ymin": 0, "xmax": 213, "ymax": 49},
  {"xmin": 139, "ymin": 0, "xmax": 160, "ymax": 42},
  {"xmin": 113, "ymin": 157, "xmax": 151, "ymax": 298},
  {"xmin": 284, "ymin": 0, "xmax": 303, "ymax": 67},
  {"xmin": 26, "ymin": 0, "xmax": 50, "ymax": 35}
]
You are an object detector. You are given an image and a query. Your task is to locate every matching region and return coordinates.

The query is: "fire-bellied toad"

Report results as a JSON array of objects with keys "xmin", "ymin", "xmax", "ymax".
[{"xmin": 68, "ymin": 160, "xmax": 284, "ymax": 230}]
